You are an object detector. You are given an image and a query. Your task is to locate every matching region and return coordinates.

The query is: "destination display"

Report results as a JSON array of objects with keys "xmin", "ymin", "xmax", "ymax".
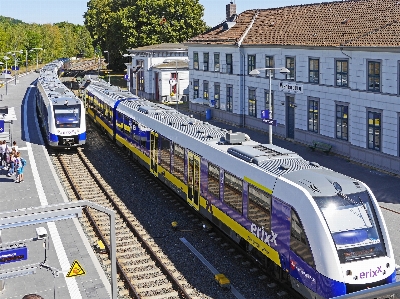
[{"xmin": 0, "ymin": 247, "xmax": 28, "ymax": 265}]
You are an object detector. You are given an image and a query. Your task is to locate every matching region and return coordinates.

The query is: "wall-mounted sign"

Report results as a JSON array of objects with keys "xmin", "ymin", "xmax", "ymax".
[{"xmin": 279, "ymin": 82, "xmax": 303, "ymax": 94}]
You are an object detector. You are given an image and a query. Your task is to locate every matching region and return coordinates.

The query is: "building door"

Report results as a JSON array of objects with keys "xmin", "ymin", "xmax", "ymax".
[
  {"xmin": 155, "ymin": 72, "xmax": 160, "ymax": 102},
  {"xmin": 187, "ymin": 151, "xmax": 200, "ymax": 211},
  {"xmin": 286, "ymin": 95, "xmax": 295, "ymax": 139}
]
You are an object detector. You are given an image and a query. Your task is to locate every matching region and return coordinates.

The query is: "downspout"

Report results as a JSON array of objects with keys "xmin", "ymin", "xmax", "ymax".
[{"xmin": 236, "ymin": 10, "xmax": 259, "ymax": 128}]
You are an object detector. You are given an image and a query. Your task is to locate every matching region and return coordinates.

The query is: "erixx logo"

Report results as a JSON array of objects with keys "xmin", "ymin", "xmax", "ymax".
[
  {"xmin": 250, "ymin": 223, "xmax": 278, "ymax": 247},
  {"xmin": 359, "ymin": 266, "xmax": 383, "ymax": 279}
]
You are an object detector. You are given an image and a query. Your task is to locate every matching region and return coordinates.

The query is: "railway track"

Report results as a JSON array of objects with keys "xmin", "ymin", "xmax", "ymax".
[{"xmin": 51, "ymin": 148, "xmax": 208, "ymax": 299}]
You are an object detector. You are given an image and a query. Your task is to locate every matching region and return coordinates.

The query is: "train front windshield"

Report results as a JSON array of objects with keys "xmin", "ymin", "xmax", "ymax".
[
  {"xmin": 314, "ymin": 191, "xmax": 386, "ymax": 264},
  {"xmin": 54, "ymin": 105, "xmax": 81, "ymax": 128}
]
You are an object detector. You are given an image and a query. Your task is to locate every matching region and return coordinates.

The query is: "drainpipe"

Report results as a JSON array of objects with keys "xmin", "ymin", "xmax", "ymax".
[{"xmin": 236, "ymin": 9, "xmax": 259, "ymax": 128}]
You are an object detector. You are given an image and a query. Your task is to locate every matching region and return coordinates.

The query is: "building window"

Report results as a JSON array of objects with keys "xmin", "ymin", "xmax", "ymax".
[
  {"xmin": 286, "ymin": 57, "xmax": 295, "ymax": 80},
  {"xmin": 368, "ymin": 61, "xmax": 381, "ymax": 92},
  {"xmin": 203, "ymin": 52, "xmax": 209, "ymax": 71},
  {"xmin": 309, "ymin": 58, "xmax": 319, "ymax": 84},
  {"xmin": 336, "ymin": 60, "xmax": 348, "ymax": 87},
  {"xmin": 248, "ymin": 88, "xmax": 256, "ymax": 117},
  {"xmin": 203, "ymin": 81, "xmax": 209, "ymax": 100},
  {"xmin": 214, "ymin": 83, "xmax": 220, "ymax": 109},
  {"xmin": 226, "ymin": 54, "xmax": 233, "ymax": 74},
  {"xmin": 214, "ymin": 53, "xmax": 220, "ymax": 72},
  {"xmin": 368, "ymin": 111, "xmax": 381, "ymax": 151},
  {"xmin": 226, "ymin": 85, "xmax": 233, "ymax": 112},
  {"xmin": 265, "ymin": 56, "xmax": 274, "ymax": 78},
  {"xmin": 336, "ymin": 104, "xmax": 348, "ymax": 141},
  {"xmin": 264, "ymin": 90, "xmax": 274, "ymax": 118},
  {"xmin": 248, "ymin": 55, "xmax": 256, "ymax": 74},
  {"xmin": 193, "ymin": 79, "xmax": 199, "ymax": 99},
  {"xmin": 193, "ymin": 52, "xmax": 199, "ymax": 70},
  {"xmin": 308, "ymin": 97, "xmax": 319, "ymax": 133}
]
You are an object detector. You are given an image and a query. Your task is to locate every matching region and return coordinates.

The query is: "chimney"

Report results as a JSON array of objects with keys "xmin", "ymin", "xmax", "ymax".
[{"xmin": 226, "ymin": 1, "xmax": 236, "ymax": 21}]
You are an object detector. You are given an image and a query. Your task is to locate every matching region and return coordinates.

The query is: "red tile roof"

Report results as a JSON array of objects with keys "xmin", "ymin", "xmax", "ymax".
[{"xmin": 188, "ymin": 0, "xmax": 400, "ymax": 47}]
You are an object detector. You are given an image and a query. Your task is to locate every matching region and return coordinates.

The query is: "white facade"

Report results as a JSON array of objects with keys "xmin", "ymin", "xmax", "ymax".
[
  {"xmin": 187, "ymin": 44, "xmax": 400, "ymax": 174},
  {"xmin": 125, "ymin": 44, "xmax": 189, "ymax": 102}
]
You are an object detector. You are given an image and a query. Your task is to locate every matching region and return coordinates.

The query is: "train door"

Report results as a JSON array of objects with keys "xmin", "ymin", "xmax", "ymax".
[
  {"xmin": 187, "ymin": 151, "xmax": 200, "ymax": 210},
  {"xmin": 150, "ymin": 131, "xmax": 158, "ymax": 175}
]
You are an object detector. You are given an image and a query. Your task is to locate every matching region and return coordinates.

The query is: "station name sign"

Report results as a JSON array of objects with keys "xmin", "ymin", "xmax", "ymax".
[
  {"xmin": 0, "ymin": 247, "xmax": 28, "ymax": 265},
  {"xmin": 279, "ymin": 82, "xmax": 303, "ymax": 94}
]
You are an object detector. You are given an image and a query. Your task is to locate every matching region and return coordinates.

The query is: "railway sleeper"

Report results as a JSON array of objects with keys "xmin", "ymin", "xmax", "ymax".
[
  {"xmin": 137, "ymin": 285, "xmax": 175, "ymax": 294},
  {"xmin": 141, "ymin": 292, "xmax": 179, "ymax": 299}
]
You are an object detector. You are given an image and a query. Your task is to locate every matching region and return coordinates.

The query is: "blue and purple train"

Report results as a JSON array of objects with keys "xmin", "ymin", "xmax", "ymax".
[
  {"xmin": 83, "ymin": 78, "xmax": 396, "ymax": 299},
  {"xmin": 36, "ymin": 60, "xmax": 86, "ymax": 148}
]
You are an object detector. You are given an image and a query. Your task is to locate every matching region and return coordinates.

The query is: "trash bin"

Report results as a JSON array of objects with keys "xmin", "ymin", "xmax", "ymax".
[{"xmin": 205, "ymin": 109, "xmax": 212, "ymax": 120}]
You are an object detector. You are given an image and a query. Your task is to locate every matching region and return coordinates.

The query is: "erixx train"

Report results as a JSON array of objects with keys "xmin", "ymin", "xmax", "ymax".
[
  {"xmin": 36, "ymin": 60, "xmax": 86, "ymax": 148},
  {"xmin": 83, "ymin": 78, "xmax": 396, "ymax": 299}
]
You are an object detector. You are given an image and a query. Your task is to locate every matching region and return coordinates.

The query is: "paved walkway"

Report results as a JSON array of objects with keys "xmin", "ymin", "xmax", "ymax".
[{"xmin": 0, "ymin": 73, "xmax": 110, "ymax": 299}]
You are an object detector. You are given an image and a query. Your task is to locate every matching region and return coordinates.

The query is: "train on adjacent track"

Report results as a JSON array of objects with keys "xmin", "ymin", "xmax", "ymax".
[
  {"xmin": 35, "ymin": 60, "xmax": 86, "ymax": 148},
  {"xmin": 82, "ymin": 78, "xmax": 396, "ymax": 299}
]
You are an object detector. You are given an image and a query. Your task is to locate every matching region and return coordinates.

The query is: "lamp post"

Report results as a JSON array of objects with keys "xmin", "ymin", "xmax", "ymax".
[
  {"xmin": 249, "ymin": 67, "xmax": 290, "ymax": 144},
  {"xmin": 163, "ymin": 59, "xmax": 180, "ymax": 111},
  {"xmin": 123, "ymin": 53, "xmax": 135, "ymax": 93},
  {"xmin": 30, "ymin": 48, "xmax": 43, "ymax": 71},
  {"xmin": 2, "ymin": 56, "xmax": 10, "ymax": 95},
  {"xmin": 104, "ymin": 50, "xmax": 110, "ymax": 84},
  {"xmin": 7, "ymin": 50, "xmax": 23, "ymax": 85}
]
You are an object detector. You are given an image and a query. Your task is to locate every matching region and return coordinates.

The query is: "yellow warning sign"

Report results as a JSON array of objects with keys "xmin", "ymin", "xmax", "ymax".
[{"xmin": 66, "ymin": 260, "xmax": 86, "ymax": 278}]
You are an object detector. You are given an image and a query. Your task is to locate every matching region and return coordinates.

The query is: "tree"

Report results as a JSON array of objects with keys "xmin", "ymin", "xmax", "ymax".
[{"xmin": 85, "ymin": 0, "xmax": 206, "ymax": 70}]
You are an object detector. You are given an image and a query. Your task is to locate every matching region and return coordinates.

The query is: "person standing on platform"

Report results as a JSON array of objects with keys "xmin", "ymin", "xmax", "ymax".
[
  {"xmin": 7, "ymin": 150, "xmax": 16, "ymax": 177},
  {"xmin": 14, "ymin": 152, "xmax": 23, "ymax": 183},
  {"xmin": 22, "ymin": 294, "xmax": 44, "ymax": 299},
  {"xmin": 0, "ymin": 140, "xmax": 6, "ymax": 168},
  {"xmin": 12, "ymin": 140, "xmax": 18, "ymax": 153}
]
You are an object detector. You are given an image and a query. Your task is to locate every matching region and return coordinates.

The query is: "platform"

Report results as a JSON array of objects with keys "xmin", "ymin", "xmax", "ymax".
[{"xmin": 0, "ymin": 72, "xmax": 110, "ymax": 299}]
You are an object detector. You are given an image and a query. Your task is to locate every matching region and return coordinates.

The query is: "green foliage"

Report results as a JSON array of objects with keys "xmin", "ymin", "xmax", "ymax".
[
  {"xmin": 0, "ymin": 16, "xmax": 95, "ymax": 67},
  {"xmin": 85, "ymin": 0, "xmax": 206, "ymax": 71}
]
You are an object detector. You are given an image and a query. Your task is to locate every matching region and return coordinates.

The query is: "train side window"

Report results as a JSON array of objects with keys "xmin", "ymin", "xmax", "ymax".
[
  {"xmin": 172, "ymin": 143, "xmax": 185, "ymax": 182},
  {"xmin": 208, "ymin": 163, "xmax": 220, "ymax": 200},
  {"xmin": 160, "ymin": 136, "xmax": 171, "ymax": 171},
  {"xmin": 223, "ymin": 172, "xmax": 243, "ymax": 214},
  {"xmin": 290, "ymin": 210, "xmax": 315, "ymax": 268},
  {"xmin": 248, "ymin": 185, "xmax": 271, "ymax": 232}
]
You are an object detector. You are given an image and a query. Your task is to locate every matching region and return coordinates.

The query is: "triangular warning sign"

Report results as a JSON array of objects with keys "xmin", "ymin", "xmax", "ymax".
[{"xmin": 66, "ymin": 260, "xmax": 86, "ymax": 277}]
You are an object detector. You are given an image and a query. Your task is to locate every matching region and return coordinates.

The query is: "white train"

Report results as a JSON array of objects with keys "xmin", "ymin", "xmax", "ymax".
[
  {"xmin": 36, "ymin": 60, "xmax": 86, "ymax": 148},
  {"xmin": 83, "ymin": 78, "xmax": 396, "ymax": 298}
]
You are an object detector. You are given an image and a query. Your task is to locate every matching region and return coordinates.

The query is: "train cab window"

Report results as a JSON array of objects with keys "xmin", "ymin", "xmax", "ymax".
[
  {"xmin": 290, "ymin": 210, "xmax": 315, "ymax": 268},
  {"xmin": 248, "ymin": 185, "xmax": 271, "ymax": 232},
  {"xmin": 53, "ymin": 104, "xmax": 81, "ymax": 128},
  {"xmin": 172, "ymin": 143, "xmax": 185, "ymax": 182},
  {"xmin": 208, "ymin": 163, "xmax": 220, "ymax": 200},
  {"xmin": 159, "ymin": 136, "xmax": 171, "ymax": 171},
  {"xmin": 223, "ymin": 172, "xmax": 243, "ymax": 214}
]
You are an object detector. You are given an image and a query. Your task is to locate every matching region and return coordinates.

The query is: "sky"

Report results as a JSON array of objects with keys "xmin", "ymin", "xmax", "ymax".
[{"xmin": 0, "ymin": 0, "xmax": 332, "ymax": 27}]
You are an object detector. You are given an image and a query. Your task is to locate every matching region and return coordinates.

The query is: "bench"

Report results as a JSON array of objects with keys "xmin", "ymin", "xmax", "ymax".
[{"xmin": 309, "ymin": 140, "xmax": 332, "ymax": 155}]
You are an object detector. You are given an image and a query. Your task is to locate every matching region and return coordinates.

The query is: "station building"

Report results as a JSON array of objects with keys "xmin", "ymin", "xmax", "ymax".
[
  {"xmin": 125, "ymin": 43, "xmax": 189, "ymax": 103},
  {"xmin": 185, "ymin": 0, "xmax": 400, "ymax": 175}
]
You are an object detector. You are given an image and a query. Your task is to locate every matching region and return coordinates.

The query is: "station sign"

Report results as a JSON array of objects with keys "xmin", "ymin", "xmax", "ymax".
[
  {"xmin": 0, "ymin": 247, "xmax": 28, "ymax": 265},
  {"xmin": 0, "ymin": 120, "xmax": 4, "ymax": 133},
  {"xmin": 261, "ymin": 110, "xmax": 270, "ymax": 119},
  {"xmin": 11, "ymin": 66, "xmax": 19, "ymax": 71},
  {"xmin": 124, "ymin": 74, "xmax": 129, "ymax": 81}
]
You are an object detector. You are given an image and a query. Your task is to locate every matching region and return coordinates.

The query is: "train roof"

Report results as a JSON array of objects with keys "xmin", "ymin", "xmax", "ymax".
[
  {"xmin": 85, "ymin": 79, "xmax": 327, "ymax": 179},
  {"xmin": 38, "ymin": 60, "xmax": 82, "ymax": 106}
]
